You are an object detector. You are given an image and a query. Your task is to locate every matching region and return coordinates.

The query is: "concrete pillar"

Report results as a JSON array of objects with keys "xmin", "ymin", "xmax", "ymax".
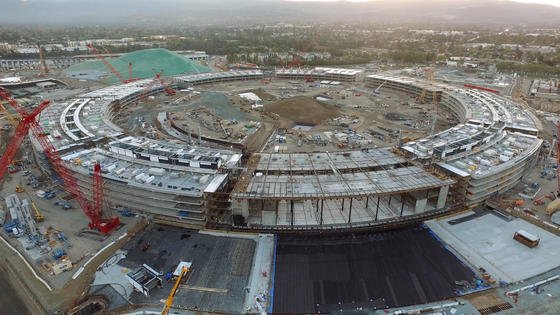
[
  {"xmin": 232, "ymin": 199, "xmax": 249, "ymax": 218},
  {"xmin": 290, "ymin": 200, "xmax": 294, "ymax": 226},
  {"xmin": 375, "ymin": 196, "xmax": 380, "ymax": 220},
  {"xmin": 320, "ymin": 199, "xmax": 324, "ymax": 225},
  {"xmin": 262, "ymin": 199, "xmax": 277, "ymax": 225},
  {"xmin": 348, "ymin": 198, "xmax": 353, "ymax": 223},
  {"xmin": 437, "ymin": 185, "xmax": 450, "ymax": 209},
  {"xmin": 262, "ymin": 211, "xmax": 277, "ymax": 225},
  {"xmin": 415, "ymin": 198, "xmax": 428, "ymax": 213}
]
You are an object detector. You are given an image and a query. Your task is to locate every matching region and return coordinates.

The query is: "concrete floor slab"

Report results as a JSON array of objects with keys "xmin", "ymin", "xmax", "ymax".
[
  {"xmin": 426, "ymin": 211, "xmax": 560, "ymax": 283},
  {"xmin": 113, "ymin": 224, "xmax": 257, "ymax": 314}
]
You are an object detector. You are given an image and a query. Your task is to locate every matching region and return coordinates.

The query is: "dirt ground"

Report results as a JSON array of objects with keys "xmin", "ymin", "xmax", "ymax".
[
  {"xmin": 0, "ymin": 216, "xmax": 147, "ymax": 314},
  {"xmin": 247, "ymin": 88, "xmax": 277, "ymax": 101},
  {"xmin": 465, "ymin": 290, "xmax": 507, "ymax": 309},
  {"xmin": 264, "ymin": 95, "xmax": 341, "ymax": 127}
]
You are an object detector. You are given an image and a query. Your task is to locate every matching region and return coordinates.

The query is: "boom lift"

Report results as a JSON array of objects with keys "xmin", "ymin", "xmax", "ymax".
[
  {"xmin": 0, "ymin": 88, "xmax": 119, "ymax": 233},
  {"xmin": 161, "ymin": 266, "xmax": 190, "ymax": 315}
]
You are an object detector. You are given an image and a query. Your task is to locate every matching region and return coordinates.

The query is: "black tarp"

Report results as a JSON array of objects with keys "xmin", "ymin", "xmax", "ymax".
[{"xmin": 272, "ymin": 225, "xmax": 475, "ymax": 313}]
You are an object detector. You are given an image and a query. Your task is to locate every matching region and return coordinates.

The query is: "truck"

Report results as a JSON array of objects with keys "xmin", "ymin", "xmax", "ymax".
[
  {"xmin": 53, "ymin": 248, "xmax": 67, "ymax": 260},
  {"xmin": 54, "ymin": 200, "xmax": 72, "ymax": 210},
  {"xmin": 3, "ymin": 220, "xmax": 19, "ymax": 233},
  {"xmin": 44, "ymin": 191, "xmax": 56, "ymax": 199},
  {"xmin": 546, "ymin": 198, "xmax": 560, "ymax": 216}
]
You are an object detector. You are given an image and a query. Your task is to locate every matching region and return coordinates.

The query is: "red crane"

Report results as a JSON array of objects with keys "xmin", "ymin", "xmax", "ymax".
[
  {"xmin": 0, "ymin": 88, "xmax": 50, "ymax": 181},
  {"xmin": 155, "ymin": 72, "xmax": 176, "ymax": 96},
  {"xmin": 137, "ymin": 74, "xmax": 162, "ymax": 102},
  {"xmin": 287, "ymin": 55, "xmax": 303, "ymax": 68},
  {"xmin": 128, "ymin": 62, "xmax": 133, "ymax": 82},
  {"xmin": 0, "ymin": 89, "xmax": 119, "ymax": 234},
  {"xmin": 463, "ymin": 83, "xmax": 500, "ymax": 94},
  {"xmin": 86, "ymin": 44, "xmax": 137, "ymax": 84}
]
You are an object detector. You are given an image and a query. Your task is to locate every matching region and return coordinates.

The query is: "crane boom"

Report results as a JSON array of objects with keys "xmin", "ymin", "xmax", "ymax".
[
  {"xmin": 161, "ymin": 266, "xmax": 189, "ymax": 315},
  {"xmin": 86, "ymin": 44, "xmax": 127, "ymax": 83},
  {"xmin": 155, "ymin": 73, "xmax": 176, "ymax": 96},
  {"xmin": 38, "ymin": 44, "xmax": 49, "ymax": 75},
  {"xmin": 0, "ymin": 89, "xmax": 119, "ymax": 234}
]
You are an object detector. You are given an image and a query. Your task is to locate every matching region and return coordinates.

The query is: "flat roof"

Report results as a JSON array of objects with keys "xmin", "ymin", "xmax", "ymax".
[
  {"xmin": 62, "ymin": 149, "xmax": 226, "ymax": 196},
  {"xmin": 438, "ymin": 132, "xmax": 542, "ymax": 178},
  {"xmin": 255, "ymin": 148, "xmax": 407, "ymax": 172},
  {"xmin": 235, "ymin": 166, "xmax": 453, "ymax": 199},
  {"xmin": 426, "ymin": 211, "xmax": 560, "ymax": 283}
]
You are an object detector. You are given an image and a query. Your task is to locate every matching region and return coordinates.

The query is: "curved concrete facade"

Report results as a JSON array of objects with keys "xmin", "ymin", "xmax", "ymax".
[
  {"xmin": 365, "ymin": 74, "xmax": 542, "ymax": 205},
  {"xmin": 32, "ymin": 69, "xmax": 542, "ymax": 231}
]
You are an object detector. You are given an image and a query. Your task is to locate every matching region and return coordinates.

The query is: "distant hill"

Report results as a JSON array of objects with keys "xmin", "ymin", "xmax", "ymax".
[
  {"xmin": 65, "ymin": 48, "xmax": 210, "ymax": 83},
  {"xmin": 1, "ymin": 0, "xmax": 560, "ymax": 27}
]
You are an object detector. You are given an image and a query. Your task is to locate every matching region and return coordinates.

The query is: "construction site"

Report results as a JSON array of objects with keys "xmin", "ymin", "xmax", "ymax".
[{"xmin": 1, "ymin": 46, "xmax": 560, "ymax": 315}]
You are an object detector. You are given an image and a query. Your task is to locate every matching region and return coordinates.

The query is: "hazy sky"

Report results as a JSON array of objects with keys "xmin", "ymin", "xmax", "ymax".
[
  {"xmin": 286, "ymin": 0, "xmax": 560, "ymax": 6},
  {"xmin": 512, "ymin": 0, "xmax": 560, "ymax": 5}
]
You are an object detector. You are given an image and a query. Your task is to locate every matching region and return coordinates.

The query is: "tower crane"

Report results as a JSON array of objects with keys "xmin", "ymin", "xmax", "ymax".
[
  {"xmin": 155, "ymin": 72, "xmax": 176, "ymax": 96},
  {"xmin": 0, "ymin": 88, "xmax": 119, "ymax": 234},
  {"xmin": 128, "ymin": 62, "xmax": 133, "ymax": 82},
  {"xmin": 37, "ymin": 44, "xmax": 49, "ymax": 75},
  {"xmin": 86, "ymin": 44, "xmax": 137, "ymax": 84},
  {"xmin": 430, "ymin": 90, "xmax": 439, "ymax": 136}
]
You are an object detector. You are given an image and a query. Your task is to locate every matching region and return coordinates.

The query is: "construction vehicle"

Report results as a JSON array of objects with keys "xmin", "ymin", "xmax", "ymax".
[
  {"xmin": 547, "ymin": 198, "xmax": 560, "ymax": 216},
  {"xmin": 15, "ymin": 186, "xmax": 25, "ymax": 193},
  {"xmin": 534, "ymin": 197, "xmax": 545, "ymax": 206},
  {"xmin": 31, "ymin": 201, "xmax": 44, "ymax": 222},
  {"xmin": 161, "ymin": 263, "xmax": 191, "ymax": 315},
  {"xmin": 502, "ymin": 199, "xmax": 525, "ymax": 207},
  {"xmin": 0, "ymin": 89, "xmax": 119, "ymax": 234},
  {"xmin": 53, "ymin": 247, "xmax": 67, "ymax": 260}
]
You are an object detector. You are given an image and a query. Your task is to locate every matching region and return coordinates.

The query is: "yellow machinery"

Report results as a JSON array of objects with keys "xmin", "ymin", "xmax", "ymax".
[
  {"xmin": 546, "ymin": 198, "xmax": 560, "ymax": 216},
  {"xmin": 31, "ymin": 201, "xmax": 45, "ymax": 222},
  {"xmin": 15, "ymin": 186, "xmax": 25, "ymax": 193},
  {"xmin": 0, "ymin": 101, "xmax": 20, "ymax": 128},
  {"xmin": 161, "ymin": 266, "xmax": 189, "ymax": 315}
]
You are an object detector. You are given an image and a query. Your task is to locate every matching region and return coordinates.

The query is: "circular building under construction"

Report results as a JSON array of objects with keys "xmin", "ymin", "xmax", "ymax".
[{"xmin": 29, "ymin": 66, "xmax": 542, "ymax": 233}]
